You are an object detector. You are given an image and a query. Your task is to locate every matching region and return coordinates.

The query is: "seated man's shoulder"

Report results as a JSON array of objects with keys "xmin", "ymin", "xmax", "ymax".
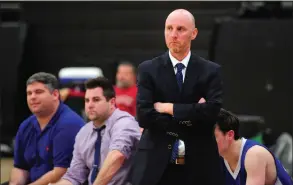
[
  {"xmin": 65, "ymin": 122, "xmax": 92, "ymax": 142},
  {"xmin": 246, "ymin": 145, "xmax": 270, "ymax": 155},
  {"xmin": 58, "ymin": 106, "xmax": 85, "ymax": 127},
  {"xmin": 113, "ymin": 110, "xmax": 139, "ymax": 128},
  {"xmin": 116, "ymin": 109, "xmax": 136, "ymax": 120},
  {"xmin": 50, "ymin": 114, "xmax": 84, "ymax": 139},
  {"xmin": 78, "ymin": 121, "xmax": 93, "ymax": 134},
  {"xmin": 245, "ymin": 145, "xmax": 271, "ymax": 165},
  {"xmin": 18, "ymin": 115, "xmax": 36, "ymax": 132}
]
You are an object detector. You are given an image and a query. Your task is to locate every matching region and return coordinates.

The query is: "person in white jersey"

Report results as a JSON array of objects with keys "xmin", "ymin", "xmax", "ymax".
[{"xmin": 214, "ymin": 108, "xmax": 293, "ymax": 185}]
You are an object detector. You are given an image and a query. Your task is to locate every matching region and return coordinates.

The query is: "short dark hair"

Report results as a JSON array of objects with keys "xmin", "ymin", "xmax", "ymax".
[
  {"xmin": 216, "ymin": 108, "xmax": 240, "ymax": 140},
  {"xmin": 84, "ymin": 77, "xmax": 115, "ymax": 101},
  {"xmin": 26, "ymin": 72, "xmax": 59, "ymax": 93}
]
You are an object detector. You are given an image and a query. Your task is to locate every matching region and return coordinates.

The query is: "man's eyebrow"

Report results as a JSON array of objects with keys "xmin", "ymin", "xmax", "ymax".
[
  {"xmin": 85, "ymin": 96, "xmax": 101, "ymax": 99},
  {"xmin": 27, "ymin": 88, "xmax": 44, "ymax": 92}
]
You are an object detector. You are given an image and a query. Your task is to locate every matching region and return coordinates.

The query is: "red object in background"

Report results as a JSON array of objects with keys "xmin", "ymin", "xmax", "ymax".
[
  {"xmin": 114, "ymin": 85, "xmax": 137, "ymax": 117},
  {"xmin": 46, "ymin": 146, "xmax": 49, "ymax": 151},
  {"xmin": 68, "ymin": 89, "xmax": 85, "ymax": 98}
]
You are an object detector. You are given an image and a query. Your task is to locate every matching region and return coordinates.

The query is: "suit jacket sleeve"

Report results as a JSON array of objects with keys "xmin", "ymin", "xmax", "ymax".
[
  {"xmin": 173, "ymin": 65, "xmax": 223, "ymax": 124},
  {"xmin": 136, "ymin": 61, "xmax": 175, "ymax": 131}
]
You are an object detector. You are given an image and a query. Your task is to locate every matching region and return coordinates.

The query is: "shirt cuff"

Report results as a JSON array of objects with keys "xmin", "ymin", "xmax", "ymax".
[
  {"xmin": 62, "ymin": 174, "xmax": 81, "ymax": 185},
  {"xmin": 54, "ymin": 163, "xmax": 70, "ymax": 168},
  {"xmin": 14, "ymin": 164, "xmax": 29, "ymax": 171}
]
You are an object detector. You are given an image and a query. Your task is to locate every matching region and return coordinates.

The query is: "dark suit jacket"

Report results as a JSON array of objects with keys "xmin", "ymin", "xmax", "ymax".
[{"xmin": 131, "ymin": 52, "xmax": 225, "ymax": 185}]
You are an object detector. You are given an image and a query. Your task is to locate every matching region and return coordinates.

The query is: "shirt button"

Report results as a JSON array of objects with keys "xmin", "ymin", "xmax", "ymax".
[{"xmin": 168, "ymin": 144, "xmax": 172, "ymax": 149}]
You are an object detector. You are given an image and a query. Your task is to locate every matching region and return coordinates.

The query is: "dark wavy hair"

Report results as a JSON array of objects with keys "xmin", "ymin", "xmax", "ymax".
[
  {"xmin": 84, "ymin": 77, "xmax": 115, "ymax": 101},
  {"xmin": 216, "ymin": 108, "xmax": 240, "ymax": 140}
]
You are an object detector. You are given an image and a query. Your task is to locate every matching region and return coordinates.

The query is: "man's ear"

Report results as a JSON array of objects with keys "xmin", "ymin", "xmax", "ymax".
[
  {"xmin": 191, "ymin": 28, "xmax": 198, "ymax": 40},
  {"xmin": 59, "ymin": 88, "xmax": 70, "ymax": 101},
  {"xmin": 110, "ymin": 97, "xmax": 116, "ymax": 105},
  {"xmin": 53, "ymin": 89, "xmax": 60, "ymax": 100},
  {"xmin": 227, "ymin": 130, "xmax": 235, "ymax": 140}
]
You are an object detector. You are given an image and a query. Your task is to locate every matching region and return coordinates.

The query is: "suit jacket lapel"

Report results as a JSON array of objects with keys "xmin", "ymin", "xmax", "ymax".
[
  {"xmin": 162, "ymin": 52, "xmax": 181, "ymax": 94},
  {"xmin": 182, "ymin": 53, "xmax": 199, "ymax": 95}
]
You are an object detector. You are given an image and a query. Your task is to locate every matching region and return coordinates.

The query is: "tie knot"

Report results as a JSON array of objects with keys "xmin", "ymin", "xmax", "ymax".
[
  {"xmin": 176, "ymin": 63, "xmax": 185, "ymax": 71},
  {"xmin": 94, "ymin": 125, "xmax": 106, "ymax": 133}
]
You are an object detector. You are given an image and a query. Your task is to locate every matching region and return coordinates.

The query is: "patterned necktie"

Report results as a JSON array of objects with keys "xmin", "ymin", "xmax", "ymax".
[
  {"xmin": 171, "ymin": 63, "xmax": 185, "ymax": 163},
  {"xmin": 175, "ymin": 63, "xmax": 185, "ymax": 91},
  {"xmin": 91, "ymin": 125, "xmax": 106, "ymax": 183}
]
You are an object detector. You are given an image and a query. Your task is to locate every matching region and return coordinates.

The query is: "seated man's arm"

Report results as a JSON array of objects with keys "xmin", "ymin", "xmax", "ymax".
[
  {"xmin": 28, "ymin": 168, "xmax": 67, "ymax": 185},
  {"xmin": 9, "ymin": 168, "xmax": 29, "ymax": 185},
  {"xmin": 245, "ymin": 146, "xmax": 267, "ymax": 185},
  {"xmin": 29, "ymin": 124, "xmax": 82, "ymax": 185},
  {"xmin": 10, "ymin": 127, "xmax": 29, "ymax": 185},
  {"xmin": 93, "ymin": 150, "xmax": 125, "ymax": 185},
  {"xmin": 93, "ymin": 117, "xmax": 141, "ymax": 185},
  {"xmin": 50, "ymin": 179, "xmax": 72, "ymax": 185},
  {"xmin": 155, "ymin": 66, "xmax": 223, "ymax": 127},
  {"xmin": 136, "ymin": 61, "xmax": 175, "ymax": 130},
  {"xmin": 52, "ymin": 129, "xmax": 89, "ymax": 185}
]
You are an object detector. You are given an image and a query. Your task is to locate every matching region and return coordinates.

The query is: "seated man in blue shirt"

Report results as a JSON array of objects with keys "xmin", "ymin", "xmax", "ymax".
[{"xmin": 9, "ymin": 72, "xmax": 85, "ymax": 185}]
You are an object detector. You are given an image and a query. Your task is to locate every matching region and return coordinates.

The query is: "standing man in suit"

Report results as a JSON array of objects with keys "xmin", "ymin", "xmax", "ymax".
[{"xmin": 131, "ymin": 9, "xmax": 225, "ymax": 185}]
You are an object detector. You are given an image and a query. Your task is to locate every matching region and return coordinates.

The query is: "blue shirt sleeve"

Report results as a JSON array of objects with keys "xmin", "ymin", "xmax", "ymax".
[
  {"xmin": 53, "ymin": 123, "xmax": 83, "ymax": 168},
  {"xmin": 14, "ymin": 123, "xmax": 30, "ymax": 171}
]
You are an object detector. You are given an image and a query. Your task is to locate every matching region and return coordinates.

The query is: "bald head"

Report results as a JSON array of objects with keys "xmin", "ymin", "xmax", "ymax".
[
  {"xmin": 164, "ymin": 9, "xmax": 198, "ymax": 60},
  {"xmin": 166, "ymin": 9, "xmax": 196, "ymax": 29}
]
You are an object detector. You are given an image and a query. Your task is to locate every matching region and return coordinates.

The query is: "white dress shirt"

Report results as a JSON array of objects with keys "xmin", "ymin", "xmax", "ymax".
[
  {"xmin": 168, "ymin": 50, "xmax": 191, "ymax": 82},
  {"xmin": 168, "ymin": 50, "xmax": 191, "ymax": 157}
]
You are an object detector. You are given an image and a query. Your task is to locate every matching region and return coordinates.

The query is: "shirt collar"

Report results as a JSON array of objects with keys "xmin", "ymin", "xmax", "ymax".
[
  {"xmin": 33, "ymin": 101, "xmax": 65, "ymax": 132},
  {"xmin": 168, "ymin": 50, "xmax": 191, "ymax": 69}
]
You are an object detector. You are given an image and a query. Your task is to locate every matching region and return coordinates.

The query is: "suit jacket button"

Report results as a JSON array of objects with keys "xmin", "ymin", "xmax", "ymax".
[{"xmin": 168, "ymin": 144, "xmax": 172, "ymax": 149}]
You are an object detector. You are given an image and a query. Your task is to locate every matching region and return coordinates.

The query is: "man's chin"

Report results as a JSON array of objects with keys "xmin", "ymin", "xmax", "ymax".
[
  {"xmin": 170, "ymin": 48, "xmax": 180, "ymax": 53},
  {"xmin": 116, "ymin": 82, "xmax": 129, "ymax": 88},
  {"xmin": 89, "ymin": 116, "xmax": 100, "ymax": 121},
  {"xmin": 30, "ymin": 108, "xmax": 40, "ymax": 114},
  {"xmin": 30, "ymin": 110, "xmax": 45, "ymax": 116},
  {"xmin": 88, "ymin": 116, "xmax": 96, "ymax": 121}
]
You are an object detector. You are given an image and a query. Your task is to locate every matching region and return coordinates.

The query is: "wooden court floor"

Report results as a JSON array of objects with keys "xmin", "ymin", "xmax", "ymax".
[{"xmin": 1, "ymin": 158, "xmax": 13, "ymax": 183}]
